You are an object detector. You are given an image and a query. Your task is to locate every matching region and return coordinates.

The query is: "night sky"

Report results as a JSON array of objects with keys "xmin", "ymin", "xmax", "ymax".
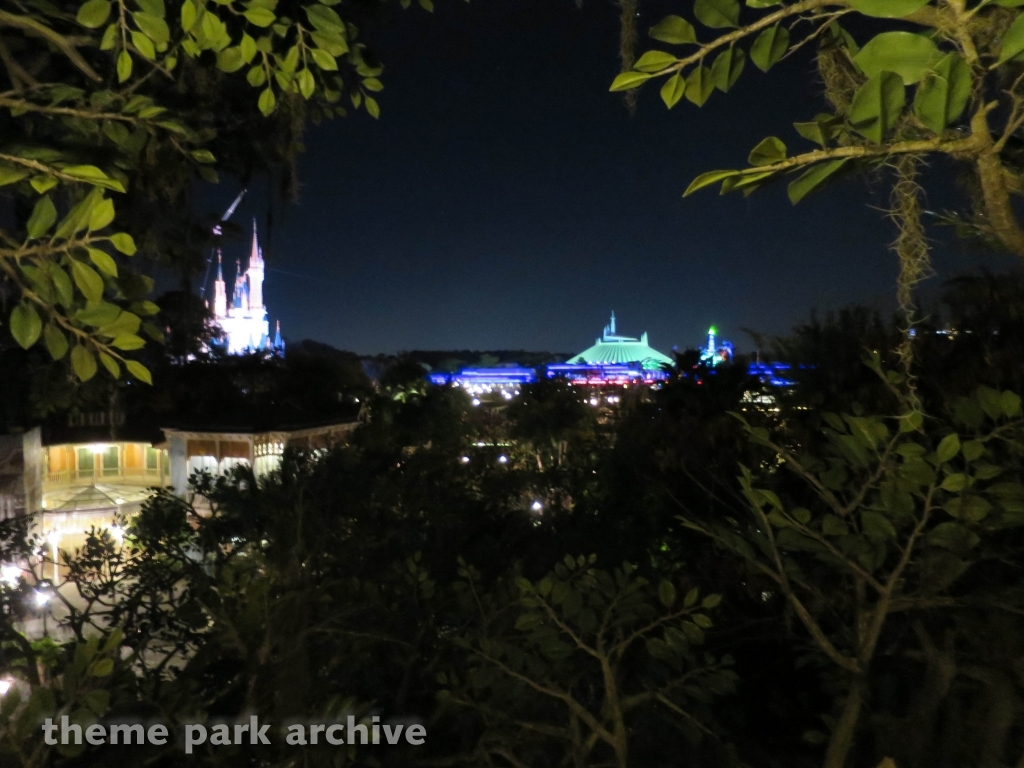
[{"xmin": 212, "ymin": 0, "xmax": 1018, "ymax": 356}]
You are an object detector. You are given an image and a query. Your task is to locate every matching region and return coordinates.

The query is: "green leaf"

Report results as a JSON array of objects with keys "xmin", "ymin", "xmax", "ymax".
[
  {"xmin": 111, "ymin": 334, "xmax": 144, "ymax": 350},
  {"xmin": 100, "ymin": 23, "xmax": 117, "ymax": 49},
  {"xmin": 701, "ymin": 593, "xmax": 722, "ymax": 608},
  {"xmin": 610, "ymin": 71, "xmax": 654, "ymax": 91},
  {"xmin": 748, "ymin": 136, "xmax": 786, "ymax": 166},
  {"xmin": 247, "ymin": 65, "xmax": 267, "ymax": 86},
  {"xmin": 99, "ymin": 352, "xmax": 120, "ymax": 378},
  {"xmin": 71, "ymin": 345, "xmax": 98, "ymax": 381},
  {"xmin": 71, "ymin": 260, "xmax": 105, "ymax": 302},
  {"xmin": 258, "ymin": 87, "xmax": 277, "ymax": 115},
  {"xmin": 634, "ymin": 50, "xmax": 678, "ymax": 73},
  {"xmin": 861, "ymin": 510, "xmax": 897, "ymax": 540},
  {"xmin": 50, "ymin": 267, "xmax": 73, "ymax": 307},
  {"xmin": 936, "ymin": 433, "xmax": 961, "ymax": 463},
  {"xmin": 940, "ymin": 473, "xmax": 968, "ymax": 492},
  {"xmin": 117, "ymin": 50, "xmax": 133, "ymax": 82},
  {"xmin": 848, "ymin": 0, "xmax": 929, "ymax": 16},
  {"xmin": 694, "ymin": 0, "xmax": 740, "ymax": 29},
  {"xmin": 658, "ymin": 580, "xmax": 677, "ymax": 607},
  {"xmin": 298, "ymin": 69, "xmax": 316, "ymax": 99},
  {"xmin": 692, "ymin": 613, "xmax": 713, "ymax": 628},
  {"xmin": 794, "ymin": 115, "xmax": 836, "ymax": 148},
  {"xmin": 43, "ymin": 323, "xmax": 69, "ymax": 360},
  {"xmin": 311, "ymin": 48, "xmax": 338, "ymax": 71},
  {"xmin": 0, "ymin": 163, "xmax": 31, "ymax": 187},
  {"xmin": 684, "ymin": 65, "xmax": 715, "ymax": 106},
  {"xmin": 190, "ymin": 149, "xmax": 216, "ymax": 164},
  {"xmin": 306, "ymin": 4, "xmax": 345, "ymax": 33},
  {"xmin": 821, "ymin": 514, "xmax": 849, "ymax": 536},
  {"xmin": 364, "ymin": 96, "xmax": 380, "ymax": 119},
  {"xmin": 10, "ymin": 303, "xmax": 42, "ymax": 349},
  {"xmin": 750, "ymin": 24, "xmax": 789, "ymax": 72},
  {"xmin": 109, "ymin": 232, "xmax": 136, "ymax": 255},
  {"xmin": 181, "ymin": 0, "xmax": 197, "ymax": 31},
  {"xmin": 683, "ymin": 586, "xmax": 699, "ymax": 607},
  {"xmin": 854, "ymin": 32, "xmax": 941, "ymax": 85},
  {"xmin": 133, "ymin": 11, "xmax": 170, "ymax": 46},
  {"xmin": 61, "ymin": 166, "xmax": 124, "ymax": 193},
  {"xmin": 131, "ymin": 30, "xmax": 156, "ymax": 60},
  {"xmin": 125, "ymin": 360, "xmax": 152, "ymax": 384},
  {"xmin": 87, "ymin": 248, "xmax": 118, "ymax": 277},
  {"xmin": 913, "ymin": 54, "xmax": 970, "ymax": 132},
  {"xmin": 927, "ymin": 521, "xmax": 980, "ymax": 551},
  {"xmin": 660, "ymin": 73, "xmax": 686, "ymax": 109},
  {"xmin": 684, "ymin": 169, "xmax": 739, "ymax": 196},
  {"xmin": 244, "ymin": 8, "xmax": 276, "ymax": 26},
  {"xmin": 217, "ymin": 46, "xmax": 245, "ymax": 72},
  {"xmin": 76, "ymin": 0, "xmax": 112, "ymax": 28},
  {"xmin": 649, "ymin": 15, "xmax": 697, "ymax": 45},
  {"xmin": 90, "ymin": 659, "xmax": 114, "ymax": 677},
  {"xmin": 787, "ymin": 159, "xmax": 848, "ymax": 204},
  {"xmin": 76, "ymin": 301, "xmax": 121, "ymax": 327},
  {"xmin": 1001, "ymin": 390, "xmax": 1022, "ymax": 417},
  {"xmin": 850, "ymin": 71, "xmax": 905, "ymax": 143},
  {"xmin": 26, "ymin": 195, "xmax": 57, "ymax": 239},
  {"xmin": 310, "ymin": 31, "xmax": 348, "ymax": 56},
  {"xmin": 711, "ymin": 48, "xmax": 745, "ymax": 92},
  {"xmin": 88, "ymin": 198, "xmax": 115, "ymax": 231}
]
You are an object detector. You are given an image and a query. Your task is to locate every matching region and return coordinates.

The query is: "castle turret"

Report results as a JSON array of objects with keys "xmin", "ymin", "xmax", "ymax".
[
  {"xmin": 247, "ymin": 218, "xmax": 265, "ymax": 311},
  {"xmin": 233, "ymin": 259, "xmax": 248, "ymax": 311},
  {"xmin": 213, "ymin": 251, "xmax": 227, "ymax": 318}
]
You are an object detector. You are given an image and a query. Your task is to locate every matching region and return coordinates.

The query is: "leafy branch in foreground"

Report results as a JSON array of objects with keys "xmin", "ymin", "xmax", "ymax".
[
  {"xmin": 0, "ymin": 0, "xmax": 449, "ymax": 382},
  {"xmin": 612, "ymin": 0, "xmax": 1024, "ymax": 262},
  {"xmin": 682, "ymin": 363, "xmax": 1024, "ymax": 768}
]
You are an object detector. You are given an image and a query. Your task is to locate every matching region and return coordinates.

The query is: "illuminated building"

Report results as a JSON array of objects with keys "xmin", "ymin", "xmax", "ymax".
[
  {"xmin": 567, "ymin": 312, "xmax": 674, "ymax": 369},
  {"xmin": 700, "ymin": 326, "xmax": 734, "ymax": 367},
  {"xmin": 210, "ymin": 220, "xmax": 285, "ymax": 356},
  {"xmin": 428, "ymin": 313, "xmax": 673, "ymax": 390}
]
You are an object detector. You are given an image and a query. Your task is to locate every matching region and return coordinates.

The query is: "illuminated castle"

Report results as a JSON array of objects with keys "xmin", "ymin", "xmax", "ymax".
[{"xmin": 211, "ymin": 220, "xmax": 284, "ymax": 355}]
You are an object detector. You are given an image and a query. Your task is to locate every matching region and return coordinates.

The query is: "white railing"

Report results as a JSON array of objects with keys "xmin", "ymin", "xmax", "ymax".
[{"xmin": 46, "ymin": 467, "xmax": 163, "ymax": 484}]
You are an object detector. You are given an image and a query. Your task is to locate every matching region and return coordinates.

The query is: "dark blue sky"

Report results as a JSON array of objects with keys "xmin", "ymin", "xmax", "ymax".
[{"xmin": 212, "ymin": 0, "xmax": 1018, "ymax": 356}]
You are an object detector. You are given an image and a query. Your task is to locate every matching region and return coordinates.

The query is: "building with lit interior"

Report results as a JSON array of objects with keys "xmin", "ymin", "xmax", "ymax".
[
  {"xmin": 210, "ymin": 220, "xmax": 285, "ymax": 356},
  {"xmin": 0, "ymin": 415, "xmax": 358, "ymax": 588}
]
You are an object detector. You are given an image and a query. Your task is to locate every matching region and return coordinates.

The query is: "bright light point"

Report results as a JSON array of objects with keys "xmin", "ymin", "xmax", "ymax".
[
  {"xmin": 88, "ymin": 443, "xmax": 110, "ymax": 454},
  {"xmin": 33, "ymin": 590, "xmax": 50, "ymax": 607},
  {"xmin": 498, "ymin": 455, "xmax": 508, "ymax": 464},
  {"xmin": 531, "ymin": 501, "xmax": 543, "ymax": 512},
  {"xmin": 0, "ymin": 680, "xmax": 10, "ymax": 696},
  {"xmin": 0, "ymin": 564, "xmax": 20, "ymax": 587},
  {"xmin": 46, "ymin": 531, "xmax": 61, "ymax": 546},
  {"xmin": 589, "ymin": 398, "xmax": 599, "ymax": 406},
  {"xmin": 471, "ymin": 398, "xmax": 481, "ymax": 406},
  {"xmin": 115, "ymin": 498, "xmax": 124, "ymax": 505},
  {"xmin": 708, "ymin": 326, "xmax": 717, "ymax": 335},
  {"xmin": 460, "ymin": 456, "xmax": 470, "ymax": 464},
  {"xmin": 109, "ymin": 525, "xmax": 123, "ymax": 541}
]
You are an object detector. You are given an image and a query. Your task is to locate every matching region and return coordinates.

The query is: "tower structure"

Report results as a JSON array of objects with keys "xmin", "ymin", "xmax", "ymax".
[{"xmin": 208, "ymin": 219, "xmax": 283, "ymax": 356}]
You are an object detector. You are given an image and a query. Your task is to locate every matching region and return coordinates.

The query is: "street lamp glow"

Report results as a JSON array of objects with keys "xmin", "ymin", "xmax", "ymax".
[
  {"xmin": 531, "ymin": 501, "xmax": 543, "ymax": 512},
  {"xmin": 0, "ymin": 680, "xmax": 11, "ymax": 696},
  {"xmin": 33, "ymin": 590, "xmax": 50, "ymax": 608},
  {"xmin": 498, "ymin": 455, "xmax": 508, "ymax": 464},
  {"xmin": 0, "ymin": 564, "xmax": 20, "ymax": 587}
]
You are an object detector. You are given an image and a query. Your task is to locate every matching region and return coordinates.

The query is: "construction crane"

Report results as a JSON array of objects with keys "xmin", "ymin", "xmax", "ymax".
[{"xmin": 199, "ymin": 188, "xmax": 247, "ymax": 299}]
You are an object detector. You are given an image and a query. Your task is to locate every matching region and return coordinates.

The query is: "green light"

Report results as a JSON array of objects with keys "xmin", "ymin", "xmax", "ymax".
[{"xmin": 709, "ymin": 326, "xmax": 717, "ymax": 335}]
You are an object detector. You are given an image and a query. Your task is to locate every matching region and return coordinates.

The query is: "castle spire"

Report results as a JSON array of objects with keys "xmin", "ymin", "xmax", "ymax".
[
  {"xmin": 249, "ymin": 217, "xmax": 263, "ymax": 267},
  {"xmin": 213, "ymin": 250, "xmax": 227, "ymax": 318}
]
